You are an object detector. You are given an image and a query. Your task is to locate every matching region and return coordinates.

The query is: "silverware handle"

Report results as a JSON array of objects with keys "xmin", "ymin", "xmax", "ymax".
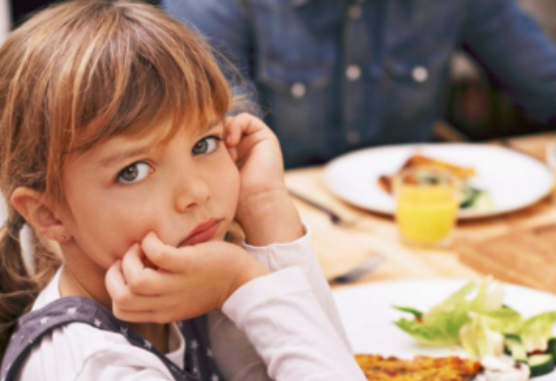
[
  {"xmin": 289, "ymin": 190, "xmax": 342, "ymax": 221},
  {"xmin": 329, "ymin": 255, "xmax": 385, "ymax": 284}
]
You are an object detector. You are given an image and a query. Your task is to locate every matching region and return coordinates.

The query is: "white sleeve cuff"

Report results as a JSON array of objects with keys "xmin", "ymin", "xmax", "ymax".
[
  {"xmin": 239, "ymin": 223, "xmax": 351, "ymax": 350},
  {"xmin": 240, "ymin": 224, "xmax": 312, "ymax": 270}
]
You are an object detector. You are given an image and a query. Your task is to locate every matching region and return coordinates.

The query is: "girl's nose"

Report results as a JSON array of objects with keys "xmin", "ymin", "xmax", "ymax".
[{"xmin": 174, "ymin": 173, "xmax": 211, "ymax": 212}]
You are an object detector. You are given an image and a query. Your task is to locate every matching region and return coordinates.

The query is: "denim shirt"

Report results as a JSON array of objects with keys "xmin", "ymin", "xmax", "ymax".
[{"xmin": 163, "ymin": 0, "xmax": 556, "ymax": 168}]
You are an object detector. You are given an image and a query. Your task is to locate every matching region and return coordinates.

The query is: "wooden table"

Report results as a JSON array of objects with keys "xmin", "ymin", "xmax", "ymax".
[{"xmin": 284, "ymin": 132, "xmax": 556, "ymax": 287}]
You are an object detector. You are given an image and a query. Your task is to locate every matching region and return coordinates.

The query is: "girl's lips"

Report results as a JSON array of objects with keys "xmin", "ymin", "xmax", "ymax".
[{"xmin": 180, "ymin": 219, "xmax": 221, "ymax": 246}]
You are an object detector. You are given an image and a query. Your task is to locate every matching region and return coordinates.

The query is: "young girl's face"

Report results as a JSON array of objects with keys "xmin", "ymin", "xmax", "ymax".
[{"xmin": 58, "ymin": 117, "xmax": 240, "ymax": 269}]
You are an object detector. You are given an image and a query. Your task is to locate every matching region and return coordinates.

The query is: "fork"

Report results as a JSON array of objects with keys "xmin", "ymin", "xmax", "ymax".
[
  {"xmin": 328, "ymin": 254, "xmax": 385, "ymax": 284},
  {"xmin": 288, "ymin": 190, "xmax": 357, "ymax": 226}
]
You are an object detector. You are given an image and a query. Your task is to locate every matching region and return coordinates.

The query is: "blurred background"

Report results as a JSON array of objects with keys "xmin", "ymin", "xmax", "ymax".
[{"xmin": 4, "ymin": 0, "xmax": 556, "ymax": 142}]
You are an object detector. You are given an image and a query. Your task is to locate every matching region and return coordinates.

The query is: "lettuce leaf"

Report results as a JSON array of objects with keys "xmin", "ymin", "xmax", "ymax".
[
  {"xmin": 393, "ymin": 277, "xmax": 505, "ymax": 347},
  {"xmin": 480, "ymin": 307, "xmax": 523, "ymax": 335},
  {"xmin": 393, "ymin": 276, "xmax": 556, "ymax": 359},
  {"xmin": 393, "ymin": 306, "xmax": 423, "ymax": 319},
  {"xmin": 394, "ymin": 318, "xmax": 459, "ymax": 346},
  {"xmin": 460, "ymin": 313, "xmax": 504, "ymax": 359},
  {"xmin": 518, "ymin": 311, "xmax": 556, "ymax": 352}
]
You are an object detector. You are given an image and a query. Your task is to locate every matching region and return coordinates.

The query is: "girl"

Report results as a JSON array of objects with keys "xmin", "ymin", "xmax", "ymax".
[{"xmin": 0, "ymin": 1, "xmax": 366, "ymax": 380}]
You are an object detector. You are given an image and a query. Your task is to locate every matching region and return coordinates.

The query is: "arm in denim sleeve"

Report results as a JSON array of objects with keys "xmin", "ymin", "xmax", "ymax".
[
  {"xmin": 161, "ymin": 0, "xmax": 259, "ymax": 106},
  {"xmin": 462, "ymin": 0, "xmax": 556, "ymax": 123}
]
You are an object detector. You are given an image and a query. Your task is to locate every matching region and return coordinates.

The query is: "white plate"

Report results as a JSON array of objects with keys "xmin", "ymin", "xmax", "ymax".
[
  {"xmin": 333, "ymin": 279, "xmax": 556, "ymax": 380},
  {"xmin": 323, "ymin": 144, "xmax": 553, "ymax": 219}
]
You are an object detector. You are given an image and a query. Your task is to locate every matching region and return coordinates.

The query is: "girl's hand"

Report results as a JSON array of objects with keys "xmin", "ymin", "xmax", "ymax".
[
  {"xmin": 225, "ymin": 113, "xmax": 304, "ymax": 245},
  {"xmin": 105, "ymin": 232, "xmax": 269, "ymax": 323}
]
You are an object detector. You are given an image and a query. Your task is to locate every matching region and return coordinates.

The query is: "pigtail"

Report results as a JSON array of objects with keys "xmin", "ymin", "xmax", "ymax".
[
  {"xmin": 0, "ymin": 208, "xmax": 62, "ymax": 359},
  {"xmin": 0, "ymin": 213, "xmax": 36, "ymax": 359}
]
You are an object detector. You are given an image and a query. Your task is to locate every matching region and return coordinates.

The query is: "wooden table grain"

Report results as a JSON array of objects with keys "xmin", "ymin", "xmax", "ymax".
[{"xmin": 285, "ymin": 132, "xmax": 556, "ymax": 287}]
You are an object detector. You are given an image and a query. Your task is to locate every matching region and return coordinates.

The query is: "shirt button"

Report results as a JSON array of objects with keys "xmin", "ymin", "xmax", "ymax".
[
  {"xmin": 348, "ymin": 5, "xmax": 362, "ymax": 19},
  {"xmin": 346, "ymin": 130, "xmax": 360, "ymax": 144},
  {"xmin": 291, "ymin": 82, "xmax": 306, "ymax": 98},
  {"xmin": 412, "ymin": 66, "xmax": 429, "ymax": 83},
  {"xmin": 345, "ymin": 65, "xmax": 361, "ymax": 81}
]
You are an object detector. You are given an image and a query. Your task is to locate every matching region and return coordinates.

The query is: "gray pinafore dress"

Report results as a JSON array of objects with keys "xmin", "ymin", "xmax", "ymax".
[{"xmin": 0, "ymin": 296, "xmax": 225, "ymax": 381}]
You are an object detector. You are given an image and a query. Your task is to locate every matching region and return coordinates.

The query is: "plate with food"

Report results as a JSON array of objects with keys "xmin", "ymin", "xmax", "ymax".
[
  {"xmin": 335, "ymin": 278, "xmax": 556, "ymax": 380},
  {"xmin": 323, "ymin": 144, "xmax": 553, "ymax": 219}
]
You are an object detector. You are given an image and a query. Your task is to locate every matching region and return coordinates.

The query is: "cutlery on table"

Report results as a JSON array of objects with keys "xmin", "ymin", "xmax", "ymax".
[
  {"xmin": 328, "ymin": 254, "xmax": 385, "ymax": 284},
  {"xmin": 288, "ymin": 190, "xmax": 357, "ymax": 226}
]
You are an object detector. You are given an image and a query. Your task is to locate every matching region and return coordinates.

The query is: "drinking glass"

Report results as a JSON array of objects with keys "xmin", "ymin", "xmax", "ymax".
[{"xmin": 394, "ymin": 168, "xmax": 460, "ymax": 248}]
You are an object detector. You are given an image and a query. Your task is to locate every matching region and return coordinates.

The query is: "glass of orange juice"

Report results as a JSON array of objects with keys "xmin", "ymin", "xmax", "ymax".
[{"xmin": 394, "ymin": 168, "xmax": 460, "ymax": 248}]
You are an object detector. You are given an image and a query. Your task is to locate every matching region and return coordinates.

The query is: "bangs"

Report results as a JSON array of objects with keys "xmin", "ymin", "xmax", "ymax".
[
  {"xmin": 0, "ymin": 0, "xmax": 233, "ymax": 200},
  {"xmin": 63, "ymin": 2, "xmax": 231, "ymax": 153},
  {"xmin": 0, "ymin": 0, "xmax": 232, "ymax": 202}
]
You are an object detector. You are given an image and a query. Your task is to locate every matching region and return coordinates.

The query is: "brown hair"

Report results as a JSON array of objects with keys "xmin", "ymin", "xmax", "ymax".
[{"xmin": 0, "ymin": 0, "xmax": 233, "ymax": 357}]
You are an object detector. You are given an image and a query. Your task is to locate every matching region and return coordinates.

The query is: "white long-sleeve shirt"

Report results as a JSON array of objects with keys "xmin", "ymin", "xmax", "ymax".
[{"xmin": 17, "ymin": 228, "xmax": 366, "ymax": 381}]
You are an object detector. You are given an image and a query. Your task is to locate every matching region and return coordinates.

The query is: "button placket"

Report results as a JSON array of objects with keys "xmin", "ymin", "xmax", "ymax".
[{"xmin": 342, "ymin": 0, "xmax": 370, "ymax": 147}]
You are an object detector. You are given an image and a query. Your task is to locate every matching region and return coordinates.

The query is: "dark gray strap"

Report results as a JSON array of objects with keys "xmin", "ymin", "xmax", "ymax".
[{"xmin": 1, "ymin": 296, "xmax": 201, "ymax": 381}]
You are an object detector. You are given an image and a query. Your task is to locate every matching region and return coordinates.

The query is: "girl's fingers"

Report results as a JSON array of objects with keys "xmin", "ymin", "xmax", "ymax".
[
  {"xmin": 105, "ymin": 260, "xmax": 129, "ymax": 302},
  {"xmin": 228, "ymin": 113, "xmax": 257, "ymax": 134},
  {"xmin": 120, "ymin": 243, "xmax": 147, "ymax": 283},
  {"xmin": 113, "ymin": 290, "xmax": 183, "ymax": 313},
  {"xmin": 226, "ymin": 146, "xmax": 238, "ymax": 162},
  {"xmin": 140, "ymin": 232, "xmax": 188, "ymax": 271},
  {"xmin": 113, "ymin": 307, "xmax": 165, "ymax": 324},
  {"xmin": 106, "ymin": 260, "xmax": 156, "ymax": 309},
  {"xmin": 120, "ymin": 247, "xmax": 178, "ymax": 296},
  {"xmin": 224, "ymin": 116, "xmax": 242, "ymax": 147},
  {"xmin": 113, "ymin": 296, "xmax": 206, "ymax": 324},
  {"xmin": 225, "ymin": 113, "xmax": 266, "ymax": 145}
]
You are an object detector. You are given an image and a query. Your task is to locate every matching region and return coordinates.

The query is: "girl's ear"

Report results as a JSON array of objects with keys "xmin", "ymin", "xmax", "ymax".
[{"xmin": 10, "ymin": 187, "xmax": 71, "ymax": 243}]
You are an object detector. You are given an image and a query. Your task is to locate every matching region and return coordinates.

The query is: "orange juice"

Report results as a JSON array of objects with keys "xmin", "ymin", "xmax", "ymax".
[{"xmin": 394, "ymin": 168, "xmax": 459, "ymax": 246}]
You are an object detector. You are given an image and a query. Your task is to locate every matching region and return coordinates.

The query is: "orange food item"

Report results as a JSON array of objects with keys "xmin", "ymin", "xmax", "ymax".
[
  {"xmin": 378, "ymin": 154, "xmax": 476, "ymax": 194},
  {"xmin": 355, "ymin": 354, "xmax": 482, "ymax": 381}
]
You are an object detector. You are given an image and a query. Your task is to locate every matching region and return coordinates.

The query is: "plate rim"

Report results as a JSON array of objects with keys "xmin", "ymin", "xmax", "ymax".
[
  {"xmin": 332, "ymin": 277, "xmax": 556, "ymax": 301},
  {"xmin": 323, "ymin": 143, "xmax": 554, "ymax": 220}
]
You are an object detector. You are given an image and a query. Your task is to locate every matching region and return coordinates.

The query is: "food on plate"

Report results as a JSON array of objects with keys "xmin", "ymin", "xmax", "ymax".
[
  {"xmin": 378, "ymin": 154, "xmax": 476, "ymax": 193},
  {"xmin": 477, "ymin": 355, "xmax": 530, "ymax": 381},
  {"xmin": 355, "ymin": 353, "xmax": 481, "ymax": 380},
  {"xmin": 393, "ymin": 276, "xmax": 556, "ymax": 378},
  {"xmin": 378, "ymin": 154, "xmax": 493, "ymax": 210}
]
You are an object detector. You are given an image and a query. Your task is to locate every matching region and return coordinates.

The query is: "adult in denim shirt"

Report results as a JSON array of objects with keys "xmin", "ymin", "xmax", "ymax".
[{"xmin": 162, "ymin": 0, "xmax": 556, "ymax": 168}]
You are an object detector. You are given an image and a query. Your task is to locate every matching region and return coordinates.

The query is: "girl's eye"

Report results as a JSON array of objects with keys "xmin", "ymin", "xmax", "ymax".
[
  {"xmin": 192, "ymin": 136, "xmax": 221, "ymax": 155},
  {"xmin": 117, "ymin": 162, "xmax": 151, "ymax": 184}
]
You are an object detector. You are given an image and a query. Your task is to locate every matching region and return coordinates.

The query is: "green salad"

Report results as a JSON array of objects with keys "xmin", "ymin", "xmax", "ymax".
[
  {"xmin": 393, "ymin": 277, "xmax": 556, "ymax": 377},
  {"xmin": 460, "ymin": 185, "xmax": 493, "ymax": 210}
]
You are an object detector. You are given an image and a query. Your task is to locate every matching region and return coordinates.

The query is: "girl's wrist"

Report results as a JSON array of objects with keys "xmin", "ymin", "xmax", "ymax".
[
  {"xmin": 236, "ymin": 189, "xmax": 304, "ymax": 246},
  {"xmin": 225, "ymin": 255, "xmax": 270, "ymax": 307}
]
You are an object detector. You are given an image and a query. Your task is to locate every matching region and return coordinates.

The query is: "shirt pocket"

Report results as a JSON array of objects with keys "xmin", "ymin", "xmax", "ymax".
[
  {"xmin": 257, "ymin": 59, "xmax": 334, "ymax": 147},
  {"xmin": 383, "ymin": 0, "xmax": 459, "ymax": 110},
  {"xmin": 384, "ymin": 45, "xmax": 452, "ymax": 121}
]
